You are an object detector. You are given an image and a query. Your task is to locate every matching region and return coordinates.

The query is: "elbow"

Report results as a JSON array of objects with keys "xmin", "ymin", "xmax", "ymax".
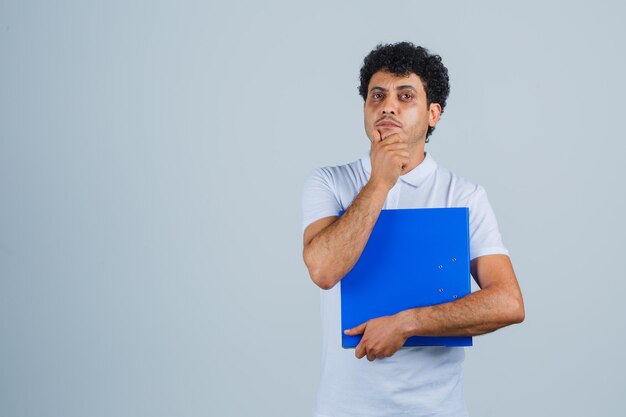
[
  {"xmin": 508, "ymin": 296, "xmax": 525, "ymax": 324},
  {"xmin": 515, "ymin": 303, "xmax": 525, "ymax": 324},
  {"xmin": 310, "ymin": 272, "xmax": 336, "ymax": 290},
  {"xmin": 303, "ymin": 246, "xmax": 337, "ymax": 290},
  {"xmin": 492, "ymin": 283, "xmax": 525, "ymax": 325},
  {"xmin": 306, "ymin": 264, "xmax": 338, "ymax": 290}
]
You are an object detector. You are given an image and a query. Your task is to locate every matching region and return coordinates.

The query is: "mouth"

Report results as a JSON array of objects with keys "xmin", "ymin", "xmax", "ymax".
[
  {"xmin": 376, "ymin": 121, "xmax": 401, "ymax": 128},
  {"xmin": 376, "ymin": 117, "xmax": 401, "ymax": 128}
]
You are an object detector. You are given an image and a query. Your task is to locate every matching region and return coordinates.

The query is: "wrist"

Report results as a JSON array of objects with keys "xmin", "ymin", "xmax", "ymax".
[
  {"xmin": 365, "ymin": 179, "xmax": 391, "ymax": 197},
  {"xmin": 396, "ymin": 309, "xmax": 419, "ymax": 339}
]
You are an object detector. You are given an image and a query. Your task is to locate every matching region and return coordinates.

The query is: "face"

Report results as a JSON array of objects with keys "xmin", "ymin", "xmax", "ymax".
[{"xmin": 363, "ymin": 70, "xmax": 441, "ymax": 147}]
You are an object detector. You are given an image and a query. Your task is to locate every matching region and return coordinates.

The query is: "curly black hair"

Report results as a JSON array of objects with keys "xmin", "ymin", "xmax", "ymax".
[{"xmin": 359, "ymin": 42, "xmax": 450, "ymax": 142}]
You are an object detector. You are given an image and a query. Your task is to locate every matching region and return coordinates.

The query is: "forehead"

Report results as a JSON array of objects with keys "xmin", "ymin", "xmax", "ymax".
[{"xmin": 367, "ymin": 70, "xmax": 425, "ymax": 93}]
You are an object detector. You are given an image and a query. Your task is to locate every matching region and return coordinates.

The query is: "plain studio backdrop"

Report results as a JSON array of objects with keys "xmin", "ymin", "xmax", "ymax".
[{"xmin": 1, "ymin": 1, "xmax": 625, "ymax": 416}]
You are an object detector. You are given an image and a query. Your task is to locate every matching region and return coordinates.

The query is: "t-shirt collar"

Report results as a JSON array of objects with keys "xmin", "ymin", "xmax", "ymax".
[{"xmin": 360, "ymin": 150, "xmax": 437, "ymax": 188}]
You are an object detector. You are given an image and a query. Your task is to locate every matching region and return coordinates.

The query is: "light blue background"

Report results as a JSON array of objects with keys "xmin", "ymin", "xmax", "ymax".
[{"xmin": 1, "ymin": 1, "xmax": 625, "ymax": 416}]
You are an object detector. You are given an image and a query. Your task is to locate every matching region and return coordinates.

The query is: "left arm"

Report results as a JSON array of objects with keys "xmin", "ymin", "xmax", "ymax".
[{"xmin": 345, "ymin": 254, "xmax": 525, "ymax": 361}]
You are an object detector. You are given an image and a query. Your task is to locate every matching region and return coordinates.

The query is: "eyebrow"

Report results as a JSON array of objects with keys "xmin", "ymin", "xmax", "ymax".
[{"xmin": 369, "ymin": 85, "xmax": 418, "ymax": 93}]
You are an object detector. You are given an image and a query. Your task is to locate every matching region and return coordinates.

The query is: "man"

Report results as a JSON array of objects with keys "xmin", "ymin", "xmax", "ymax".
[{"xmin": 301, "ymin": 42, "xmax": 524, "ymax": 417}]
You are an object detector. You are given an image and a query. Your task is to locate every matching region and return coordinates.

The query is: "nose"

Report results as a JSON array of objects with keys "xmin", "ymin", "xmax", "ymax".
[{"xmin": 381, "ymin": 96, "xmax": 398, "ymax": 115}]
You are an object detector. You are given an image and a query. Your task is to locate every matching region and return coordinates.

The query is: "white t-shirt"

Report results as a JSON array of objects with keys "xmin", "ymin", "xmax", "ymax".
[{"xmin": 301, "ymin": 151, "xmax": 509, "ymax": 417}]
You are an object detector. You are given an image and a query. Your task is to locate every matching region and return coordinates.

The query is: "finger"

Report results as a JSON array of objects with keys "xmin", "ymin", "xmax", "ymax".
[
  {"xmin": 367, "ymin": 351, "xmax": 376, "ymax": 361},
  {"xmin": 380, "ymin": 133, "xmax": 404, "ymax": 144},
  {"xmin": 370, "ymin": 128, "xmax": 382, "ymax": 143},
  {"xmin": 344, "ymin": 322, "xmax": 367, "ymax": 335},
  {"xmin": 355, "ymin": 342, "xmax": 366, "ymax": 359},
  {"xmin": 383, "ymin": 143, "xmax": 409, "ymax": 152}
]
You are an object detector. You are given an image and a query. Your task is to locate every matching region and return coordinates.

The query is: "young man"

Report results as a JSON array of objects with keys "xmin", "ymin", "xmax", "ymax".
[{"xmin": 301, "ymin": 42, "xmax": 525, "ymax": 417}]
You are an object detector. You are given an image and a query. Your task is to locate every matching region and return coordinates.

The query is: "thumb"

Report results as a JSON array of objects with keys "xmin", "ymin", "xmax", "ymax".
[
  {"xmin": 344, "ymin": 322, "xmax": 367, "ymax": 335},
  {"xmin": 370, "ymin": 129, "xmax": 382, "ymax": 146}
]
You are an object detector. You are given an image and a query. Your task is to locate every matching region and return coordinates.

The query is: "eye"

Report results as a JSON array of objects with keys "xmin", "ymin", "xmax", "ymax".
[
  {"xmin": 372, "ymin": 92, "xmax": 384, "ymax": 100},
  {"xmin": 401, "ymin": 93, "xmax": 413, "ymax": 100}
]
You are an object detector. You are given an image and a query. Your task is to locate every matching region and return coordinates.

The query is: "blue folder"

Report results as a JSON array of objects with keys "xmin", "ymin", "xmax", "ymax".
[{"xmin": 339, "ymin": 207, "xmax": 472, "ymax": 348}]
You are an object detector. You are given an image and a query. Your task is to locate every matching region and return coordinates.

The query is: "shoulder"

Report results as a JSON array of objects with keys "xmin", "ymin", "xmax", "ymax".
[
  {"xmin": 433, "ymin": 161, "xmax": 487, "ymax": 205},
  {"xmin": 304, "ymin": 157, "xmax": 364, "ymax": 189}
]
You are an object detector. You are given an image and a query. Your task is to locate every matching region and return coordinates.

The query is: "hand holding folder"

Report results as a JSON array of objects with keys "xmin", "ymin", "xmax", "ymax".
[{"xmin": 339, "ymin": 207, "xmax": 473, "ymax": 348}]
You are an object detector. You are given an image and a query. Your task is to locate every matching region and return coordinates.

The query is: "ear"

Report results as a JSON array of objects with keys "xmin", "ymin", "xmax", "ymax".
[{"xmin": 428, "ymin": 103, "xmax": 442, "ymax": 127}]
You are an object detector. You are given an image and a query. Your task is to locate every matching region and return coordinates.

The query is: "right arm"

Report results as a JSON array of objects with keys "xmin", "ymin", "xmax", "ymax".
[
  {"xmin": 302, "ymin": 131, "xmax": 409, "ymax": 290},
  {"xmin": 302, "ymin": 181, "xmax": 388, "ymax": 289}
]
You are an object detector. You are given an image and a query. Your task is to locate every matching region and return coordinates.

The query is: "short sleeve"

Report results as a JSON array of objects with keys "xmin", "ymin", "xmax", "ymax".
[
  {"xmin": 301, "ymin": 167, "xmax": 342, "ymax": 233},
  {"xmin": 467, "ymin": 185, "xmax": 510, "ymax": 260}
]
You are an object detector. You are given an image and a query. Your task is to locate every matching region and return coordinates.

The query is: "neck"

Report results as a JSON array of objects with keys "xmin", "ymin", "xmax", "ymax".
[{"xmin": 402, "ymin": 142, "xmax": 426, "ymax": 173}]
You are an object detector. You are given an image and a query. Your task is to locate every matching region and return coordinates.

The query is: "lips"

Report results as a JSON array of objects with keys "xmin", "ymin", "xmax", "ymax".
[{"xmin": 377, "ymin": 121, "xmax": 401, "ymax": 128}]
